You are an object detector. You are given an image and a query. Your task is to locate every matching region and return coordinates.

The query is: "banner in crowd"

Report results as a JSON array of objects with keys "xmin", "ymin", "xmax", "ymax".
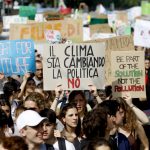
[
  {"xmin": 9, "ymin": 18, "xmax": 83, "ymax": 42},
  {"xmin": 111, "ymin": 51, "xmax": 145, "ymax": 98},
  {"xmin": 134, "ymin": 19, "xmax": 150, "ymax": 48},
  {"xmin": 0, "ymin": 39, "xmax": 35, "ymax": 75},
  {"xmin": 43, "ymin": 43, "xmax": 105, "ymax": 90},
  {"xmin": 85, "ymin": 35, "xmax": 134, "ymax": 85}
]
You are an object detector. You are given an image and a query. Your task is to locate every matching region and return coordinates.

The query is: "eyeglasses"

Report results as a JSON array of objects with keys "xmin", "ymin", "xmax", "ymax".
[
  {"xmin": 36, "ymin": 69, "xmax": 43, "ymax": 72},
  {"xmin": 24, "ymin": 107, "xmax": 37, "ymax": 111}
]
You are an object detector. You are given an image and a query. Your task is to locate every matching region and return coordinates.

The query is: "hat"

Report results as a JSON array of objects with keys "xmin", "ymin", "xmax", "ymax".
[{"xmin": 16, "ymin": 110, "xmax": 47, "ymax": 131}]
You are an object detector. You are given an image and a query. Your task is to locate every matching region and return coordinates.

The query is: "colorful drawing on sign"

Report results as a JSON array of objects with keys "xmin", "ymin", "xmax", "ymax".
[
  {"xmin": 111, "ymin": 51, "xmax": 145, "ymax": 98},
  {"xmin": 43, "ymin": 43, "xmax": 106, "ymax": 90},
  {"xmin": 44, "ymin": 30, "xmax": 61, "ymax": 43},
  {"xmin": 0, "ymin": 39, "xmax": 35, "ymax": 75}
]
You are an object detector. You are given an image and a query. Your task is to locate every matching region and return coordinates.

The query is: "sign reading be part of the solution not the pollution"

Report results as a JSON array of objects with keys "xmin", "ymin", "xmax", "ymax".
[
  {"xmin": 0, "ymin": 39, "xmax": 35, "ymax": 75},
  {"xmin": 43, "ymin": 43, "xmax": 105, "ymax": 90},
  {"xmin": 111, "ymin": 51, "xmax": 145, "ymax": 98}
]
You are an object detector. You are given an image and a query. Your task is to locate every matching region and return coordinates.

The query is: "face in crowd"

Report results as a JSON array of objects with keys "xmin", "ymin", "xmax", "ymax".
[
  {"xmin": 72, "ymin": 93, "xmax": 86, "ymax": 115},
  {"xmin": 62, "ymin": 107, "xmax": 79, "ymax": 128},
  {"xmin": 35, "ymin": 61, "xmax": 43, "ymax": 80},
  {"xmin": 21, "ymin": 123, "xmax": 44, "ymax": 144}
]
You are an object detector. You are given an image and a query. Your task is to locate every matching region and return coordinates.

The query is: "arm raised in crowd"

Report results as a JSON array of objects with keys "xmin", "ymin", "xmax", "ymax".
[
  {"xmin": 88, "ymin": 84, "xmax": 103, "ymax": 104},
  {"xmin": 50, "ymin": 85, "xmax": 63, "ymax": 114},
  {"xmin": 123, "ymin": 93, "xmax": 149, "ymax": 125},
  {"xmin": 18, "ymin": 73, "xmax": 31, "ymax": 99}
]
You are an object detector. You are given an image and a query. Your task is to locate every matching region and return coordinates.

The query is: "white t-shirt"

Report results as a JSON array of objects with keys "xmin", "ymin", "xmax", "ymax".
[{"xmin": 40, "ymin": 140, "xmax": 75, "ymax": 150}]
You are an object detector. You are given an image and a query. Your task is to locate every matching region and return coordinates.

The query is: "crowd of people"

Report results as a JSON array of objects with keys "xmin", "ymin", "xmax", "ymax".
[{"xmin": 0, "ymin": 51, "xmax": 150, "ymax": 150}]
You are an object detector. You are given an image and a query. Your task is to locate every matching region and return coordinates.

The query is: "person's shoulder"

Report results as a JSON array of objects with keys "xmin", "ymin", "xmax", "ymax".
[{"xmin": 64, "ymin": 139, "xmax": 76, "ymax": 150}]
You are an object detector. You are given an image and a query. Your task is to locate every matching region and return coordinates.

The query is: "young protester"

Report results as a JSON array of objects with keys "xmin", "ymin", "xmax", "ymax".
[
  {"xmin": 40, "ymin": 108, "xmax": 75, "ymax": 150},
  {"xmin": 116, "ymin": 97, "xmax": 149, "ymax": 150},
  {"xmin": 24, "ymin": 92, "xmax": 46, "ymax": 113},
  {"xmin": 33, "ymin": 60, "xmax": 43, "ymax": 86},
  {"xmin": 3, "ymin": 79, "xmax": 21, "ymax": 120},
  {"xmin": 59, "ymin": 103, "xmax": 82, "ymax": 150},
  {"xmin": 0, "ymin": 98, "xmax": 14, "ymax": 135},
  {"xmin": 81, "ymin": 100, "xmax": 131, "ymax": 150},
  {"xmin": 16, "ymin": 110, "xmax": 47, "ymax": 150},
  {"xmin": 0, "ymin": 108, "xmax": 11, "ymax": 137}
]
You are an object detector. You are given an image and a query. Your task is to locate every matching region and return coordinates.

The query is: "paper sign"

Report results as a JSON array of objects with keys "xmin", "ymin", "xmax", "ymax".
[
  {"xmin": 43, "ymin": 43, "xmax": 106, "ymax": 90},
  {"xmin": 134, "ymin": 19, "xmax": 150, "ymax": 48},
  {"xmin": 108, "ymin": 11, "xmax": 128, "ymax": 28},
  {"xmin": 0, "ymin": 39, "xmax": 35, "ymax": 75},
  {"xmin": 19, "ymin": 6, "xmax": 36, "ymax": 20},
  {"xmin": 85, "ymin": 35, "xmax": 134, "ymax": 85},
  {"xmin": 3, "ymin": 15, "xmax": 28, "ymax": 30},
  {"xmin": 9, "ymin": 19, "xmax": 83, "ymax": 42},
  {"xmin": 141, "ymin": 1, "xmax": 150, "ymax": 15},
  {"xmin": 111, "ymin": 51, "xmax": 145, "ymax": 98},
  {"xmin": 44, "ymin": 30, "xmax": 61, "ymax": 43}
]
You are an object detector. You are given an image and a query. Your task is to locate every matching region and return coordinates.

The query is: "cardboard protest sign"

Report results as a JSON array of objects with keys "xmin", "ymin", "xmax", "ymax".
[
  {"xmin": 3, "ymin": 15, "xmax": 28, "ymax": 30},
  {"xmin": 134, "ymin": 19, "xmax": 150, "ymax": 48},
  {"xmin": 19, "ymin": 6, "xmax": 36, "ymax": 20},
  {"xmin": 43, "ymin": 43, "xmax": 105, "ymax": 90},
  {"xmin": 108, "ymin": 11, "xmax": 128, "ymax": 28},
  {"xmin": 111, "ymin": 51, "xmax": 145, "ymax": 98},
  {"xmin": 90, "ymin": 24, "xmax": 111, "ymax": 36},
  {"xmin": 0, "ymin": 39, "xmax": 35, "ymax": 75},
  {"xmin": 85, "ymin": 35, "xmax": 134, "ymax": 85},
  {"xmin": 9, "ymin": 18, "xmax": 83, "ymax": 42}
]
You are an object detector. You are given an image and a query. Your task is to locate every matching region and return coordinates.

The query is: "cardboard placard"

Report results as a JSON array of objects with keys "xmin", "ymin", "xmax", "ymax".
[
  {"xmin": 111, "ymin": 51, "xmax": 145, "ymax": 98},
  {"xmin": 134, "ymin": 19, "xmax": 150, "ymax": 48},
  {"xmin": 43, "ymin": 43, "xmax": 106, "ymax": 90},
  {"xmin": 9, "ymin": 19, "xmax": 83, "ymax": 42},
  {"xmin": 0, "ymin": 39, "xmax": 35, "ymax": 75},
  {"xmin": 90, "ymin": 24, "xmax": 111, "ymax": 36},
  {"xmin": 85, "ymin": 35, "xmax": 134, "ymax": 85}
]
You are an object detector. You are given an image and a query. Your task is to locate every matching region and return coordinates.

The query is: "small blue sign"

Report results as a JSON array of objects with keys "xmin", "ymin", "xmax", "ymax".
[{"xmin": 0, "ymin": 39, "xmax": 35, "ymax": 75}]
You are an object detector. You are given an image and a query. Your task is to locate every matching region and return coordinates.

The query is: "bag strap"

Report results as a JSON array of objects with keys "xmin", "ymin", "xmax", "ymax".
[
  {"xmin": 45, "ymin": 143, "xmax": 55, "ymax": 150},
  {"xmin": 57, "ymin": 137, "xmax": 66, "ymax": 150}
]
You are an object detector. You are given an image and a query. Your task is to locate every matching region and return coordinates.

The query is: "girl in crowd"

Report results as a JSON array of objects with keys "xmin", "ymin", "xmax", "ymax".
[
  {"xmin": 117, "ymin": 97, "xmax": 149, "ymax": 150},
  {"xmin": 59, "ymin": 103, "xmax": 81, "ymax": 150},
  {"xmin": 0, "ymin": 98, "xmax": 14, "ymax": 135}
]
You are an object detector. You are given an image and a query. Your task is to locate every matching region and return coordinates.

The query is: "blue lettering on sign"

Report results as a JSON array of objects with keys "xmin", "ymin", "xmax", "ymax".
[{"xmin": 0, "ymin": 39, "xmax": 35, "ymax": 75}]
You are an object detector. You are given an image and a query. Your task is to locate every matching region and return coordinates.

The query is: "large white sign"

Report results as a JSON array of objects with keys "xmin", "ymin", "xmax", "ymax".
[
  {"xmin": 43, "ymin": 43, "xmax": 106, "ymax": 90},
  {"xmin": 134, "ymin": 19, "xmax": 150, "ymax": 48}
]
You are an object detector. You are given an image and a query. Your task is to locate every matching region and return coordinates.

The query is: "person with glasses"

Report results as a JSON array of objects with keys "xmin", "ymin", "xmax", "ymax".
[
  {"xmin": 33, "ymin": 60, "xmax": 43, "ymax": 86},
  {"xmin": 23, "ymin": 92, "xmax": 46, "ymax": 113}
]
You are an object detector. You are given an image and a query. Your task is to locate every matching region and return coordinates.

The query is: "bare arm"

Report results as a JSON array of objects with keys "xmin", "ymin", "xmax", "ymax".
[
  {"xmin": 50, "ymin": 85, "xmax": 63, "ymax": 113},
  {"xmin": 136, "ymin": 121, "xmax": 149, "ymax": 150},
  {"xmin": 123, "ymin": 93, "xmax": 149, "ymax": 124},
  {"xmin": 18, "ymin": 73, "xmax": 30, "ymax": 99},
  {"xmin": 88, "ymin": 85, "xmax": 103, "ymax": 104}
]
